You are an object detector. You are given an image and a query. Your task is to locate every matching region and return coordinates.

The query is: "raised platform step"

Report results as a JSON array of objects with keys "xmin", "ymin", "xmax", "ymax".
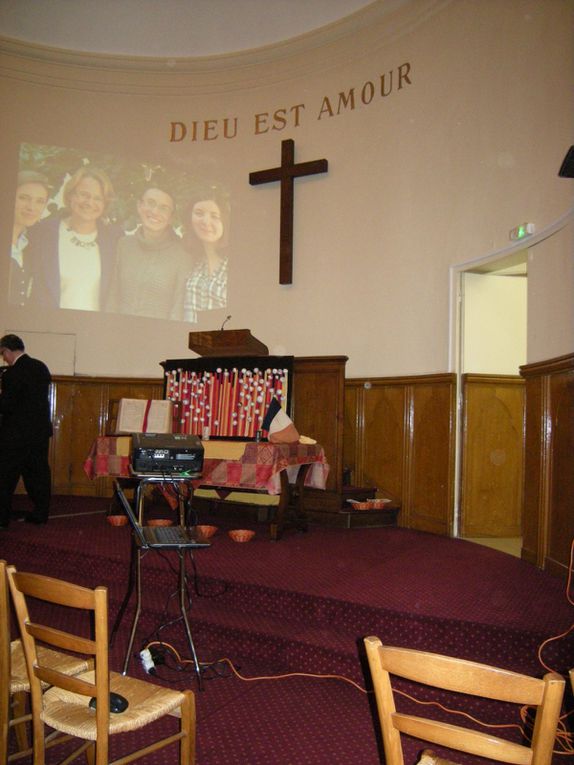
[
  {"xmin": 7, "ymin": 497, "xmax": 573, "ymax": 684},
  {"xmin": 304, "ymin": 486, "xmax": 401, "ymax": 528}
]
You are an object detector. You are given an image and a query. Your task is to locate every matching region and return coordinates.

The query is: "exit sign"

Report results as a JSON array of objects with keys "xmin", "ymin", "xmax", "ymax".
[{"xmin": 509, "ymin": 222, "xmax": 535, "ymax": 241}]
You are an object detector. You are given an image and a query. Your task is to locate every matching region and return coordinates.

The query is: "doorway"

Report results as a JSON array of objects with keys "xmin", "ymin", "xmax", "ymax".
[{"xmin": 452, "ymin": 250, "xmax": 527, "ymax": 545}]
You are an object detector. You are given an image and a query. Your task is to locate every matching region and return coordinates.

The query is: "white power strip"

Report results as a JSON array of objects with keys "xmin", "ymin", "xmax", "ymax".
[{"xmin": 139, "ymin": 648, "xmax": 155, "ymax": 674}]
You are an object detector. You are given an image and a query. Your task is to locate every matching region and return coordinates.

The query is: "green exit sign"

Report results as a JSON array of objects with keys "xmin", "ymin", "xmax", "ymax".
[{"xmin": 509, "ymin": 223, "xmax": 535, "ymax": 241}]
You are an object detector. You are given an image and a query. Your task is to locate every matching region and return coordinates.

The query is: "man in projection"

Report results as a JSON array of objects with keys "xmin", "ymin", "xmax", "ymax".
[
  {"xmin": 106, "ymin": 185, "xmax": 190, "ymax": 320},
  {"xmin": 0, "ymin": 334, "xmax": 53, "ymax": 528},
  {"xmin": 10, "ymin": 170, "xmax": 50, "ymax": 306}
]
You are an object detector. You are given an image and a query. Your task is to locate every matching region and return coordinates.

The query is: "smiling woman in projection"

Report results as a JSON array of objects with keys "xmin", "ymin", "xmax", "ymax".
[
  {"xmin": 183, "ymin": 188, "xmax": 230, "ymax": 323},
  {"xmin": 25, "ymin": 166, "xmax": 121, "ymax": 311}
]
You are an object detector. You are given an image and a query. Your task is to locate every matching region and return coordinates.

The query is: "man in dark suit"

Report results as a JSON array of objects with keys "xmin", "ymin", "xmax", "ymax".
[{"xmin": 0, "ymin": 334, "xmax": 53, "ymax": 528}]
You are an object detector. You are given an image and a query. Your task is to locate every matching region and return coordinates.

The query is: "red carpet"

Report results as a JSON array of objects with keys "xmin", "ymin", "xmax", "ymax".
[{"xmin": 3, "ymin": 495, "xmax": 573, "ymax": 764}]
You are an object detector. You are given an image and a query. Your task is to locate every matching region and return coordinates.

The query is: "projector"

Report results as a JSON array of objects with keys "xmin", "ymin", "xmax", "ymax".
[{"xmin": 131, "ymin": 433, "xmax": 204, "ymax": 475}]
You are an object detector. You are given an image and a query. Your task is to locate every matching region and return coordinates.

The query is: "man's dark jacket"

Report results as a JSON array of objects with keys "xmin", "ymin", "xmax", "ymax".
[{"xmin": 0, "ymin": 354, "xmax": 53, "ymax": 446}]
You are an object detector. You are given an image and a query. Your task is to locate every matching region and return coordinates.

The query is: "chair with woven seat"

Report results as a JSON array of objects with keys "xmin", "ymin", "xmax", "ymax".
[
  {"xmin": 364, "ymin": 636, "xmax": 565, "ymax": 765},
  {"xmin": 6, "ymin": 563, "xmax": 196, "ymax": 765},
  {"xmin": 1, "ymin": 560, "xmax": 93, "ymax": 764}
]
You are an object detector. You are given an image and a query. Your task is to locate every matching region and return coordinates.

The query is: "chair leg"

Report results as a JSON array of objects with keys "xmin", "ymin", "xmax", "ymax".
[
  {"xmin": 85, "ymin": 741, "xmax": 95, "ymax": 765},
  {"xmin": 180, "ymin": 690, "xmax": 196, "ymax": 765},
  {"xmin": 12, "ymin": 691, "xmax": 29, "ymax": 752}
]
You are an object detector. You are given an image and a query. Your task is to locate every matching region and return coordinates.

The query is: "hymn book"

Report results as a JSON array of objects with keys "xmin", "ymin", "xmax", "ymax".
[{"xmin": 115, "ymin": 398, "xmax": 173, "ymax": 435}]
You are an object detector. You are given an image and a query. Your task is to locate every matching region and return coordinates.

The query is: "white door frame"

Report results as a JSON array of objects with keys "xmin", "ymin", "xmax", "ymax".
[{"xmin": 448, "ymin": 209, "xmax": 572, "ymax": 537}]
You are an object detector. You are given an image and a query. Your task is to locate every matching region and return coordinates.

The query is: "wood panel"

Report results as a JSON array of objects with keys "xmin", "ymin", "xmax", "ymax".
[
  {"xmin": 291, "ymin": 357, "xmax": 347, "ymax": 493},
  {"xmin": 344, "ymin": 374, "xmax": 456, "ymax": 534},
  {"xmin": 520, "ymin": 353, "xmax": 574, "ymax": 576},
  {"xmin": 49, "ymin": 376, "xmax": 163, "ymax": 496},
  {"xmin": 408, "ymin": 379, "xmax": 456, "ymax": 535},
  {"xmin": 60, "ymin": 382, "xmax": 103, "ymax": 495},
  {"xmin": 521, "ymin": 374, "xmax": 545, "ymax": 566},
  {"xmin": 342, "ymin": 385, "xmax": 360, "ymax": 484},
  {"xmin": 460, "ymin": 375, "xmax": 524, "ymax": 538},
  {"xmin": 49, "ymin": 379, "xmax": 76, "ymax": 494},
  {"xmin": 547, "ymin": 367, "xmax": 574, "ymax": 575},
  {"xmin": 363, "ymin": 384, "xmax": 405, "ymax": 501}
]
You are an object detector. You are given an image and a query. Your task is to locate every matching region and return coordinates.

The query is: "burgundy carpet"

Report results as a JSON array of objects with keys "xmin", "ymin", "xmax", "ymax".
[{"xmin": 2, "ymin": 495, "xmax": 573, "ymax": 765}]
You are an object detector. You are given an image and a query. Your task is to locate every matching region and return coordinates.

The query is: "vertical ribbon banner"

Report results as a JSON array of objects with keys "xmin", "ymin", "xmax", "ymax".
[{"xmin": 141, "ymin": 399, "xmax": 153, "ymax": 433}]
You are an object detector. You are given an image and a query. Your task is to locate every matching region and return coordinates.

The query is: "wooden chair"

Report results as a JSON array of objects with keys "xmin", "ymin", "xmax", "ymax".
[
  {"xmin": 1, "ymin": 560, "xmax": 93, "ymax": 763},
  {"xmin": 6, "ymin": 564, "xmax": 196, "ymax": 765},
  {"xmin": 364, "ymin": 636, "xmax": 565, "ymax": 765}
]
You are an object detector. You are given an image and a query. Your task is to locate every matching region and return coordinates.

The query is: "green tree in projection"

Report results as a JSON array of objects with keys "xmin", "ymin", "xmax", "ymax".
[{"xmin": 18, "ymin": 143, "xmax": 202, "ymax": 230}]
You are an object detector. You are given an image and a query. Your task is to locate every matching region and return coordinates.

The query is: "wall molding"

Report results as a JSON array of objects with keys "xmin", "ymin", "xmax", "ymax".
[{"xmin": 0, "ymin": 1, "xmax": 450, "ymax": 95}]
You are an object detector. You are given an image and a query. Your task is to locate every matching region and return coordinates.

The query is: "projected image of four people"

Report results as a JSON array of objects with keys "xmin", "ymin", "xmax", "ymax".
[{"xmin": 9, "ymin": 161, "xmax": 229, "ymax": 323}]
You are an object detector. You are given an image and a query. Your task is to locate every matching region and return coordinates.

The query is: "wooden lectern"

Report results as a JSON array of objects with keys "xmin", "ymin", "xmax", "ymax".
[{"xmin": 188, "ymin": 329, "xmax": 269, "ymax": 357}]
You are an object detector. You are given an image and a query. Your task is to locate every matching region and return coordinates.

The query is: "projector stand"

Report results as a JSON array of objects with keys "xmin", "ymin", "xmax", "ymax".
[{"xmin": 110, "ymin": 477, "xmax": 203, "ymax": 688}]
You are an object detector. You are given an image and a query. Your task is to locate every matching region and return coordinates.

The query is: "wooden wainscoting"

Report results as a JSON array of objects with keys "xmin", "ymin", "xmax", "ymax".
[
  {"xmin": 49, "ymin": 375, "xmax": 163, "ymax": 496},
  {"xmin": 460, "ymin": 374, "xmax": 524, "ymax": 538},
  {"xmin": 344, "ymin": 374, "xmax": 456, "ymax": 535},
  {"xmin": 520, "ymin": 353, "xmax": 574, "ymax": 577}
]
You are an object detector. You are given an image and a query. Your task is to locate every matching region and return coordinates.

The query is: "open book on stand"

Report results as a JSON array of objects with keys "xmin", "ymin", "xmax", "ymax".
[{"xmin": 114, "ymin": 398, "xmax": 173, "ymax": 435}]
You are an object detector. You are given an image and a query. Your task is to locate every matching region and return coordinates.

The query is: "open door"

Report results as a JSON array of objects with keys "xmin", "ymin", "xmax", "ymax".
[{"xmin": 457, "ymin": 256, "xmax": 527, "ymax": 538}]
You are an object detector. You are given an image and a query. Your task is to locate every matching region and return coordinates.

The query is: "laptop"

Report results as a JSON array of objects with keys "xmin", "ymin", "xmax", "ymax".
[{"xmin": 114, "ymin": 484, "xmax": 211, "ymax": 550}]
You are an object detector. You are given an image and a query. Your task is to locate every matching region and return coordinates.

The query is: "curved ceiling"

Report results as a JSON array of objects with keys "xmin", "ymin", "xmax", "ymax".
[{"xmin": 0, "ymin": 0, "xmax": 378, "ymax": 58}]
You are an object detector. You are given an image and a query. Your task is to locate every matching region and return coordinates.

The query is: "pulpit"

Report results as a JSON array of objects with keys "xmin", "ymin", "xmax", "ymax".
[
  {"xmin": 162, "ymin": 331, "xmax": 346, "ymax": 496},
  {"xmin": 160, "ymin": 330, "xmax": 347, "ymax": 533},
  {"xmin": 188, "ymin": 328, "xmax": 269, "ymax": 357}
]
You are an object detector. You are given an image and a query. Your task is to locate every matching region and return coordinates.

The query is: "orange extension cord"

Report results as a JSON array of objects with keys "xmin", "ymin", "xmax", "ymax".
[{"xmin": 144, "ymin": 537, "xmax": 574, "ymax": 755}]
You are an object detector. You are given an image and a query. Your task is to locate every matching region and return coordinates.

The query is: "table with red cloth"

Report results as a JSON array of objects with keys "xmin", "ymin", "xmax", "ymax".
[
  {"xmin": 84, "ymin": 437, "xmax": 329, "ymax": 539},
  {"xmin": 83, "ymin": 436, "xmax": 131, "ymax": 480},
  {"xmin": 196, "ymin": 440, "xmax": 328, "ymax": 494}
]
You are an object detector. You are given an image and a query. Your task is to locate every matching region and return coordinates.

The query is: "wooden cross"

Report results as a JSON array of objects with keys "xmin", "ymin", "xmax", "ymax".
[{"xmin": 249, "ymin": 139, "xmax": 328, "ymax": 284}]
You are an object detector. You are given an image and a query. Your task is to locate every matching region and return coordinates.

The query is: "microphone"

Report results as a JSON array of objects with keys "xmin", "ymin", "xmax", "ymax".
[{"xmin": 220, "ymin": 315, "xmax": 231, "ymax": 331}]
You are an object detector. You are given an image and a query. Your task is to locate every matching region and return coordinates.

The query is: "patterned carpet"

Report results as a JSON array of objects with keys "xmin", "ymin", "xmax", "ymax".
[{"xmin": 3, "ymin": 495, "xmax": 573, "ymax": 764}]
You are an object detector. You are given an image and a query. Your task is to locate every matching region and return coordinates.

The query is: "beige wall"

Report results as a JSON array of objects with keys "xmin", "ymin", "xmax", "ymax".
[
  {"xmin": 0, "ymin": 0, "xmax": 572, "ymax": 378},
  {"xmin": 527, "ymin": 221, "xmax": 574, "ymax": 363}
]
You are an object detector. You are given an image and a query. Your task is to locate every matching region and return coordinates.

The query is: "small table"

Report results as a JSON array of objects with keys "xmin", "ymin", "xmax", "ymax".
[
  {"xmin": 110, "ymin": 476, "xmax": 206, "ymax": 686},
  {"xmin": 193, "ymin": 440, "xmax": 329, "ymax": 540},
  {"xmin": 84, "ymin": 437, "xmax": 330, "ymax": 540}
]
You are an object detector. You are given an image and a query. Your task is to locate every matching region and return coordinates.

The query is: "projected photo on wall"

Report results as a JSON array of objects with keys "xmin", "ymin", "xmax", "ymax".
[{"xmin": 9, "ymin": 142, "xmax": 230, "ymax": 322}]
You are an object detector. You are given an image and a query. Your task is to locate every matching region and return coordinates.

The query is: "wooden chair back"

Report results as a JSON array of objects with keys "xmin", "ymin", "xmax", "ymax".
[
  {"xmin": 7, "ymin": 565, "xmax": 109, "ymax": 763},
  {"xmin": 7, "ymin": 564, "xmax": 195, "ymax": 765},
  {"xmin": 0, "ymin": 559, "xmax": 11, "ymax": 763},
  {"xmin": 1, "ymin": 559, "xmax": 39, "ymax": 762},
  {"xmin": 1, "ymin": 560, "xmax": 98, "ymax": 763},
  {"xmin": 364, "ymin": 636, "xmax": 565, "ymax": 765}
]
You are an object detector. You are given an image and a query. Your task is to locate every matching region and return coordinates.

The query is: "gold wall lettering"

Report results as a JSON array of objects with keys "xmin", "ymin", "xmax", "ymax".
[
  {"xmin": 169, "ymin": 117, "xmax": 238, "ymax": 142},
  {"xmin": 318, "ymin": 63, "xmax": 412, "ymax": 120},
  {"xmin": 168, "ymin": 62, "xmax": 412, "ymax": 142}
]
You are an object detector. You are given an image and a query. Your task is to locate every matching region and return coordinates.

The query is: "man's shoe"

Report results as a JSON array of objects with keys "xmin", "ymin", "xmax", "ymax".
[{"xmin": 25, "ymin": 514, "xmax": 48, "ymax": 525}]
